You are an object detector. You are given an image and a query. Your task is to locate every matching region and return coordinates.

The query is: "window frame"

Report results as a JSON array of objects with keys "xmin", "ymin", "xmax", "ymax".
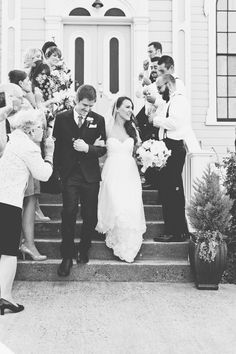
[{"xmin": 206, "ymin": 0, "xmax": 236, "ymax": 125}]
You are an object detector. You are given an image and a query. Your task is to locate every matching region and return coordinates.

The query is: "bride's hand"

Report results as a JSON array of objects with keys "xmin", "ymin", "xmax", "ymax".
[{"xmin": 94, "ymin": 136, "xmax": 105, "ymax": 147}]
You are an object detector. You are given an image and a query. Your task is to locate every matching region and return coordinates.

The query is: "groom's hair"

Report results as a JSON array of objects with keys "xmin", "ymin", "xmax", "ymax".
[{"xmin": 76, "ymin": 84, "xmax": 97, "ymax": 102}]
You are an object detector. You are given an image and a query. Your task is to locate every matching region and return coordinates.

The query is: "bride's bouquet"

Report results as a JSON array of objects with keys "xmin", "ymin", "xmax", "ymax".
[{"xmin": 136, "ymin": 139, "xmax": 171, "ymax": 173}]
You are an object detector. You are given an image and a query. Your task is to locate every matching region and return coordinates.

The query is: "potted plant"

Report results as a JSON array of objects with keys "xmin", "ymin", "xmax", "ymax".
[{"xmin": 187, "ymin": 165, "xmax": 233, "ymax": 290}]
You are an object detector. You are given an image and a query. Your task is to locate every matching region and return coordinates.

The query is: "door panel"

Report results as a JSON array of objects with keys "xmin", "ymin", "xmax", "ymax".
[{"xmin": 63, "ymin": 24, "xmax": 131, "ymax": 117}]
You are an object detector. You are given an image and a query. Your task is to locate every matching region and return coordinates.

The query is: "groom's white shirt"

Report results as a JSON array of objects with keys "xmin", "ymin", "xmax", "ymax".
[{"xmin": 73, "ymin": 108, "xmax": 85, "ymax": 126}]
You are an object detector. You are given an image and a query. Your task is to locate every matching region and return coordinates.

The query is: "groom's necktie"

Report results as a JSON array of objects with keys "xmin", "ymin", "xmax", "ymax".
[{"xmin": 77, "ymin": 115, "xmax": 84, "ymax": 128}]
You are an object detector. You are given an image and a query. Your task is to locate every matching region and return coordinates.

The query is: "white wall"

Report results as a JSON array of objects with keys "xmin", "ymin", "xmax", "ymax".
[
  {"xmin": 148, "ymin": 0, "xmax": 172, "ymax": 55},
  {"xmin": 21, "ymin": 0, "xmax": 45, "ymax": 64},
  {"xmin": 0, "ymin": 0, "xmax": 2, "ymax": 79}
]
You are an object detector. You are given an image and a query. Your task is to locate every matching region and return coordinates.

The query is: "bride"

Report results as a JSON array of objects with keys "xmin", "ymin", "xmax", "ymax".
[{"xmin": 96, "ymin": 96, "xmax": 146, "ymax": 262}]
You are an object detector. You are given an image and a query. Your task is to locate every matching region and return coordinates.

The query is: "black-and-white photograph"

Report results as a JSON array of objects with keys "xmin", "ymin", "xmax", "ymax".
[{"xmin": 0, "ymin": 0, "xmax": 236, "ymax": 353}]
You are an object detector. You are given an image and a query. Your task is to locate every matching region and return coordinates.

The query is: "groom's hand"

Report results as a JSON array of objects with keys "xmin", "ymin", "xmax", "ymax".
[{"xmin": 73, "ymin": 138, "xmax": 89, "ymax": 153}]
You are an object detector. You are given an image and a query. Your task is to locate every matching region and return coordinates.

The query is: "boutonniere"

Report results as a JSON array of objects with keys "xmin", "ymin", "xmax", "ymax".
[{"xmin": 86, "ymin": 117, "xmax": 94, "ymax": 127}]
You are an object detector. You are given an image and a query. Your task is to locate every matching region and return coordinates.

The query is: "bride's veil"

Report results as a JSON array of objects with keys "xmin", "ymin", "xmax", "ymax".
[{"xmin": 104, "ymin": 99, "xmax": 117, "ymax": 137}]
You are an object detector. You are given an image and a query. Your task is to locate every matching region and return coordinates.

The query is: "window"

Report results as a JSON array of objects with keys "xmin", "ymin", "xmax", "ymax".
[
  {"xmin": 110, "ymin": 38, "xmax": 119, "ymax": 93},
  {"xmin": 69, "ymin": 8, "xmax": 91, "ymax": 16},
  {"xmin": 216, "ymin": 0, "xmax": 236, "ymax": 121},
  {"xmin": 104, "ymin": 8, "xmax": 125, "ymax": 17},
  {"xmin": 75, "ymin": 38, "xmax": 84, "ymax": 89}
]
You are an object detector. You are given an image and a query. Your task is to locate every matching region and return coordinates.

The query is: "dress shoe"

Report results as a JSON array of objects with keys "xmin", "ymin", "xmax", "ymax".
[
  {"xmin": 142, "ymin": 182, "xmax": 153, "ymax": 190},
  {"xmin": 0, "ymin": 298, "xmax": 24, "ymax": 316},
  {"xmin": 77, "ymin": 251, "xmax": 89, "ymax": 264},
  {"xmin": 57, "ymin": 258, "xmax": 73, "ymax": 276},
  {"xmin": 19, "ymin": 244, "xmax": 47, "ymax": 261}
]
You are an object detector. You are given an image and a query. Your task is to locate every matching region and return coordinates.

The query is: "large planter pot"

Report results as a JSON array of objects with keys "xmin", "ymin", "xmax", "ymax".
[{"xmin": 189, "ymin": 237, "xmax": 227, "ymax": 290}]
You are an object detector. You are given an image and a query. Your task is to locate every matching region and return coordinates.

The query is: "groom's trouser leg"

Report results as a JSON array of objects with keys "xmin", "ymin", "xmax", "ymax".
[
  {"xmin": 61, "ymin": 182, "xmax": 80, "ymax": 259},
  {"xmin": 79, "ymin": 181, "xmax": 99, "ymax": 254},
  {"xmin": 158, "ymin": 138, "xmax": 188, "ymax": 235}
]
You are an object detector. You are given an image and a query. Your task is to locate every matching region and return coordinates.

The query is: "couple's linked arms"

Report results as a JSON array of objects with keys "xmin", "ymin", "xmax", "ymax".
[{"xmin": 73, "ymin": 118, "xmax": 106, "ymax": 158}]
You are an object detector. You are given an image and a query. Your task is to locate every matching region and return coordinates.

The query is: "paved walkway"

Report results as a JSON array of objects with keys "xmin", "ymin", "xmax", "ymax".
[{"xmin": 0, "ymin": 282, "xmax": 236, "ymax": 354}]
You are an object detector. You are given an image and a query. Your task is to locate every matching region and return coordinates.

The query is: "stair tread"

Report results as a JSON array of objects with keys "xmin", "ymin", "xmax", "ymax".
[
  {"xmin": 34, "ymin": 239, "xmax": 189, "ymax": 244},
  {"xmin": 18, "ymin": 259, "xmax": 189, "ymax": 265},
  {"xmin": 39, "ymin": 203, "xmax": 161, "ymax": 207},
  {"xmin": 35, "ymin": 219, "xmax": 164, "ymax": 224}
]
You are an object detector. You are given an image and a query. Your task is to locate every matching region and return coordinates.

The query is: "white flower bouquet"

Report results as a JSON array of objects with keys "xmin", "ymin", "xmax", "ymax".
[
  {"xmin": 51, "ymin": 61, "xmax": 73, "ymax": 92},
  {"xmin": 136, "ymin": 139, "xmax": 171, "ymax": 173},
  {"xmin": 53, "ymin": 89, "xmax": 75, "ymax": 113}
]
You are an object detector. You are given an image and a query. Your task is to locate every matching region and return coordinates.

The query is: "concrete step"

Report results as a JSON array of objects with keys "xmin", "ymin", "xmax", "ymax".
[
  {"xmin": 39, "ymin": 190, "xmax": 159, "ymax": 205},
  {"xmin": 35, "ymin": 220, "xmax": 164, "ymax": 239},
  {"xmin": 30, "ymin": 240, "xmax": 189, "ymax": 261},
  {"xmin": 16, "ymin": 259, "xmax": 192, "ymax": 282},
  {"xmin": 40, "ymin": 204, "xmax": 163, "ymax": 221}
]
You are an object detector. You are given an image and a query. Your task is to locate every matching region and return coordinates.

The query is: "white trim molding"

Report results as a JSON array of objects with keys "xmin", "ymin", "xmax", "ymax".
[
  {"xmin": 205, "ymin": 0, "xmax": 236, "ymax": 126},
  {"xmin": 172, "ymin": 0, "xmax": 191, "ymax": 105},
  {"xmin": 1, "ymin": 0, "xmax": 21, "ymax": 82}
]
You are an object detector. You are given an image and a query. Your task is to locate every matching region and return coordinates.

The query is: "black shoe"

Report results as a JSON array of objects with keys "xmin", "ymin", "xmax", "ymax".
[
  {"xmin": 77, "ymin": 251, "xmax": 89, "ymax": 264},
  {"xmin": 57, "ymin": 258, "xmax": 73, "ymax": 276},
  {"xmin": 0, "ymin": 298, "xmax": 24, "ymax": 316},
  {"xmin": 142, "ymin": 183, "xmax": 153, "ymax": 190}
]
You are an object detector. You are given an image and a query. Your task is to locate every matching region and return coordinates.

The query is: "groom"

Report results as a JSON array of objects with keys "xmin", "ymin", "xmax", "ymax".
[{"xmin": 53, "ymin": 84, "xmax": 106, "ymax": 276}]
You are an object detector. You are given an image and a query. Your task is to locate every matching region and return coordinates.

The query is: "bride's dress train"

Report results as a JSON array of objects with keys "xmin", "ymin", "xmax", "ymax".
[{"xmin": 96, "ymin": 137, "xmax": 146, "ymax": 262}]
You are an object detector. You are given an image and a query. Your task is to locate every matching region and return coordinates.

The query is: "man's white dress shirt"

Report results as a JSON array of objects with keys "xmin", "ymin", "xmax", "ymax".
[
  {"xmin": 73, "ymin": 108, "xmax": 85, "ymax": 126},
  {"xmin": 153, "ymin": 90, "xmax": 191, "ymax": 141}
]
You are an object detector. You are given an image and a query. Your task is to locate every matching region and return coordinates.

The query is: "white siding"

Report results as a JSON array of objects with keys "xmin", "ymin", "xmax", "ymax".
[
  {"xmin": 148, "ymin": 0, "xmax": 172, "ymax": 54},
  {"xmin": 191, "ymin": 0, "xmax": 235, "ymax": 156},
  {"xmin": 21, "ymin": 0, "xmax": 45, "ymax": 62},
  {"xmin": 0, "ymin": 0, "xmax": 2, "ymax": 80}
]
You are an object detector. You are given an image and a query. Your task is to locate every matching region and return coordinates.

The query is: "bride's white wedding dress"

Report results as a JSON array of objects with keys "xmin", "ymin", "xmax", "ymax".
[{"xmin": 96, "ymin": 137, "xmax": 146, "ymax": 262}]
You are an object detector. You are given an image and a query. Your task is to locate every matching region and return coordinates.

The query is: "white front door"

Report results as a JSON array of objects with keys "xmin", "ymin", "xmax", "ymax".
[{"xmin": 63, "ymin": 24, "xmax": 131, "ymax": 117}]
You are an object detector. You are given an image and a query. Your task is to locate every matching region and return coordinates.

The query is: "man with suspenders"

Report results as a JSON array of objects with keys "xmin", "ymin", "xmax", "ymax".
[{"xmin": 151, "ymin": 74, "xmax": 190, "ymax": 242}]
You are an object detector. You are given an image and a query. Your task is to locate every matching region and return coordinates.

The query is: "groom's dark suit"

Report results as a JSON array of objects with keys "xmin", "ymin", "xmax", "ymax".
[{"xmin": 53, "ymin": 109, "xmax": 106, "ymax": 259}]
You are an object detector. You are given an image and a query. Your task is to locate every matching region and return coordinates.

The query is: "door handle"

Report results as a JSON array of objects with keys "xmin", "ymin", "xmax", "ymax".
[{"xmin": 98, "ymin": 82, "xmax": 103, "ymax": 98}]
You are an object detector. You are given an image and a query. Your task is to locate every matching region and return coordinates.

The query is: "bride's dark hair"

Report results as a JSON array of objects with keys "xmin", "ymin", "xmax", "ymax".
[{"xmin": 113, "ymin": 96, "xmax": 138, "ymax": 144}]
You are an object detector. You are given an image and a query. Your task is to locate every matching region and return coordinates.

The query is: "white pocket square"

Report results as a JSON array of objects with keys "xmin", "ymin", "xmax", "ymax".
[{"xmin": 89, "ymin": 124, "xmax": 97, "ymax": 128}]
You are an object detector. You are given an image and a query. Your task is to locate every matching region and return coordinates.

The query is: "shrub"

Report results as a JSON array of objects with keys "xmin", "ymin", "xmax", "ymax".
[{"xmin": 187, "ymin": 165, "xmax": 232, "ymax": 235}]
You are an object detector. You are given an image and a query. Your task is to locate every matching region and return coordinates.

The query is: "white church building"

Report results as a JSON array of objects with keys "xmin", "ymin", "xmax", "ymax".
[{"xmin": 0, "ymin": 0, "xmax": 234, "ymax": 199}]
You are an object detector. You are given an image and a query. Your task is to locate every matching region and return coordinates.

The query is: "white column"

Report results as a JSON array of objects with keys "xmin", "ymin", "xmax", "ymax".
[
  {"xmin": 1, "ymin": 0, "xmax": 21, "ymax": 82},
  {"xmin": 172, "ymin": 0, "xmax": 191, "ymax": 103},
  {"xmin": 132, "ymin": 16, "xmax": 149, "ymax": 113}
]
